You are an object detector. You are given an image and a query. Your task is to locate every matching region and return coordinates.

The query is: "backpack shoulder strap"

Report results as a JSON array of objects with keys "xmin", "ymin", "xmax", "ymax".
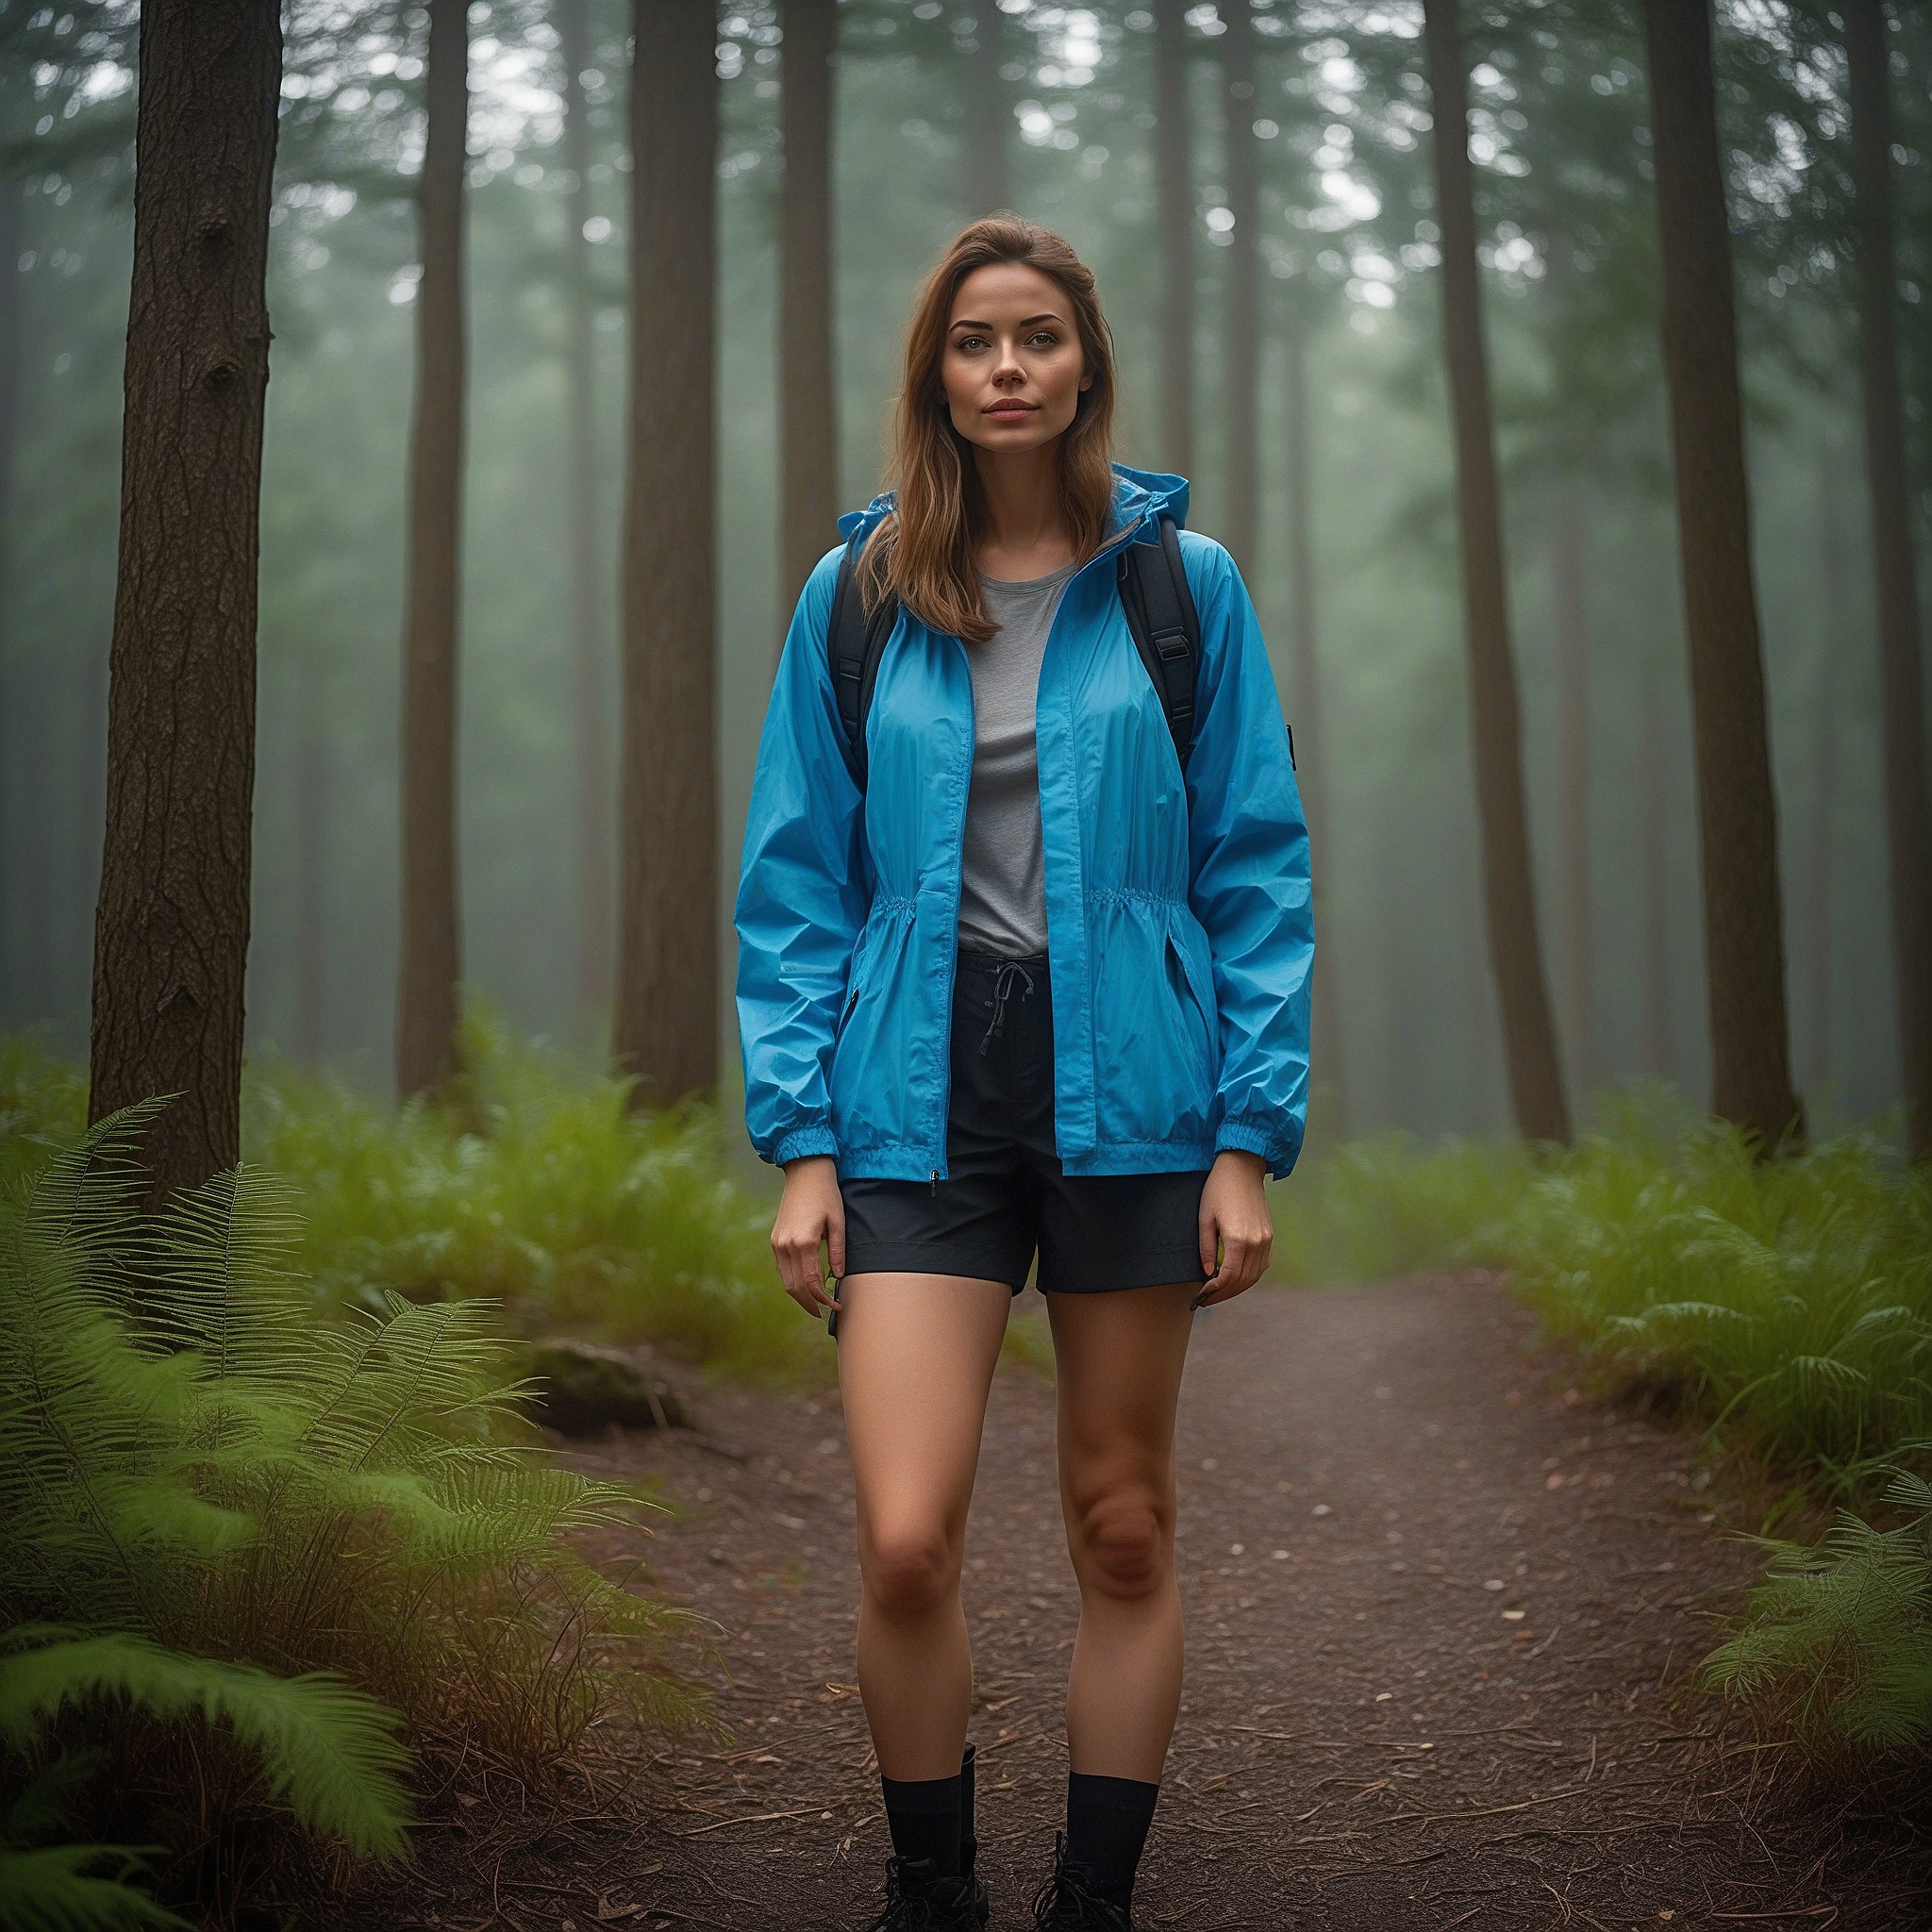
[
  {"xmin": 1117, "ymin": 513, "xmax": 1202, "ymax": 771},
  {"xmin": 826, "ymin": 539, "xmax": 898, "ymax": 789}
]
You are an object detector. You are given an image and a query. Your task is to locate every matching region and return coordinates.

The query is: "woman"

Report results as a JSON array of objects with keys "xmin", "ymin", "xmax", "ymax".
[{"xmin": 735, "ymin": 217, "xmax": 1311, "ymax": 1932}]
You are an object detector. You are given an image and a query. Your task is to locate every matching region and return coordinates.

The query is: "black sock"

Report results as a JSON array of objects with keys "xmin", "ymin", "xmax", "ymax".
[
  {"xmin": 1065, "ymin": 1772, "xmax": 1159, "ymax": 1907},
  {"xmin": 959, "ymin": 1743, "xmax": 978, "ymax": 1880},
  {"xmin": 880, "ymin": 1770, "xmax": 962, "ymax": 1877}
]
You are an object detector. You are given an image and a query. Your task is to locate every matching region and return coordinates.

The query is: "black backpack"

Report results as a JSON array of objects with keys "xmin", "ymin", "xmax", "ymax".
[{"xmin": 824, "ymin": 513, "xmax": 1202, "ymax": 790}]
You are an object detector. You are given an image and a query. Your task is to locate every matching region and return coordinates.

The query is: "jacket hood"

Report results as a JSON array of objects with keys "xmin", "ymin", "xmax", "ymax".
[{"xmin": 836, "ymin": 463, "xmax": 1191, "ymax": 547}]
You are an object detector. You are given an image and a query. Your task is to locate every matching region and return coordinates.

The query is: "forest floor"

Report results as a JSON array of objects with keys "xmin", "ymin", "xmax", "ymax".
[{"xmin": 341, "ymin": 1273, "xmax": 1931, "ymax": 1931}]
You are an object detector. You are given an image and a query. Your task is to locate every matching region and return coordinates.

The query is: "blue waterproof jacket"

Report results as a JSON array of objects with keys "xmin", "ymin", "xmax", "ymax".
[{"xmin": 735, "ymin": 465, "xmax": 1313, "ymax": 1183}]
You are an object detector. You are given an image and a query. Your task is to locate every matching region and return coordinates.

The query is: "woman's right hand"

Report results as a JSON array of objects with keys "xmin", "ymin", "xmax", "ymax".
[{"xmin": 771, "ymin": 1155, "xmax": 845, "ymax": 1317}]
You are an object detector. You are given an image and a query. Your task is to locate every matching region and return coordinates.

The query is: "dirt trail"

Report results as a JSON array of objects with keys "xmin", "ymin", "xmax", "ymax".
[{"xmin": 368, "ymin": 1274, "xmax": 1929, "ymax": 1931}]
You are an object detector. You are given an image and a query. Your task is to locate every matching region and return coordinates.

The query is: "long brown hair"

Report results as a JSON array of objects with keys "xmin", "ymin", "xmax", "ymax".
[{"xmin": 858, "ymin": 217, "xmax": 1119, "ymax": 645}]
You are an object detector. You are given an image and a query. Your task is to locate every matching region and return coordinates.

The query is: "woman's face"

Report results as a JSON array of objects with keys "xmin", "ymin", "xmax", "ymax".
[{"xmin": 940, "ymin": 262, "xmax": 1091, "ymax": 458}]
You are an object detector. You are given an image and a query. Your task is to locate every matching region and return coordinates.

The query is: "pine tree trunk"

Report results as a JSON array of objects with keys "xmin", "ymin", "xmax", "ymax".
[
  {"xmin": 1421, "ymin": 0, "xmax": 1570, "ymax": 1145},
  {"xmin": 1641, "ymin": 0, "xmax": 1801, "ymax": 1150},
  {"xmin": 780, "ymin": 0, "xmax": 839, "ymax": 606},
  {"xmin": 616, "ymin": 0, "xmax": 718, "ymax": 1106},
  {"xmin": 1844, "ymin": 0, "xmax": 1932, "ymax": 1162},
  {"xmin": 559, "ymin": 0, "xmax": 611, "ymax": 1027},
  {"xmin": 87, "ymin": 0, "xmax": 281, "ymax": 1206},
  {"xmin": 293, "ymin": 672, "xmax": 327, "ymax": 1068},
  {"xmin": 965, "ymin": 5, "xmax": 1008, "ymax": 217},
  {"xmin": 1219, "ymin": 0, "xmax": 1258, "ymax": 572},
  {"xmin": 1637, "ymin": 665, "xmax": 1674, "ymax": 1081},
  {"xmin": 0, "ymin": 176, "xmax": 21, "ymax": 1020},
  {"xmin": 1552, "ymin": 480, "xmax": 1592, "ymax": 1101},
  {"xmin": 1285, "ymin": 318, "xmax": 1346, "ymax": 1137},
  {"xmin": 395, "ymin": 0, "xmax": 469, "ymax": 1101},
  {"xmin": 0, "ymin": 175, "xmax": 17, "ymax": 577},
  {"xmin": 1805, "ymin": 446, "xmax": 1841, "ymax": 1102},
  {"xmin": 1154, "ymin": 0, "xmax": 1193, "ymax": 480}
]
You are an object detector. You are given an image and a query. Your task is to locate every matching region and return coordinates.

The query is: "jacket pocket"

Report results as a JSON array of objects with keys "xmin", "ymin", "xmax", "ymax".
[
  {"xmin": 1166, "ymin": 930, "xmax": 1211, "ymax": 1061},
  {"xmin": 836, "ymin": 922, "xmax": 877, "ymax": 1041}
]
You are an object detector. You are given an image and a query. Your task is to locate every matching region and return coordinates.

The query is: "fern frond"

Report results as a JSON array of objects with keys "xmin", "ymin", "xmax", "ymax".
[
  {"xmin": 13, "ymin": 1102, "xmax": 172, "ymax": 1302},
  {"xmin": 0, "ymin": 1842, "xmax": 192, "ymax": 1932},
  {"xmin": 0, "ymin": 1630, "xmax": 411, "ymax": 1861},
  {"xmin": 296, "ymin": 1297, "xmax": 522, "ymax": 1471},
  {"xmin": 143, "ymin": 1167, "xmax": 318, "ymax": 1388}
]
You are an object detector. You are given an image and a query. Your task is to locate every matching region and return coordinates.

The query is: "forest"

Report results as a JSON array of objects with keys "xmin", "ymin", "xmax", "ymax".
[{"xmin": 1, "ymin": 0, "xmax": 1929, "ymax": 1927}]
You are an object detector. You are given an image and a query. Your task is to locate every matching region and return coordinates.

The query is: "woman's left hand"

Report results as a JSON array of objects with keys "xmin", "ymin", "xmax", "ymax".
[{"xmin": 1195, "ymin": 1149, "xmax": 1273, "ymax": 1307}]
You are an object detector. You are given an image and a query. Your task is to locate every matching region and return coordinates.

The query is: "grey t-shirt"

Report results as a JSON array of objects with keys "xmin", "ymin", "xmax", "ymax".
[{"xmin": 957, "ymin": 558, "xmax": 1080, "ymax": 959}]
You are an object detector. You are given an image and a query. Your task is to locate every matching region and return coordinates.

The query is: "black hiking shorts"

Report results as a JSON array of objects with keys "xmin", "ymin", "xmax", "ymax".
[{"xmin": 839, "ymin": 948, "xmax": 1210, "ymax": 1294}]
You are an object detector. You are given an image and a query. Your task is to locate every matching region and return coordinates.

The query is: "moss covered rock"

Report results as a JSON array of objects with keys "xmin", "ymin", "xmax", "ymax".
[{"xmin": 521, "ymin": 1339, "xmax": 695, "ymax": 1437}]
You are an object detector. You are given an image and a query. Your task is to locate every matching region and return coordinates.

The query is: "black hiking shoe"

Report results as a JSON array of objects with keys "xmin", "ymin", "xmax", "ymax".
[
  {"xmin": 1030, "ymin": 1834, "xmax": 1134, "ymax": 1932},
  {"xmin": 863, "ymin": 1855, "xmax": 982, "ymax": 1931}
]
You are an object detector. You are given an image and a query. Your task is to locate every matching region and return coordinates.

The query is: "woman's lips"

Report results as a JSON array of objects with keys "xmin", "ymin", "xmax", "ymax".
[{"xmin": 985, "ymin": 401, "xmax": 1039, "ymax": 417}]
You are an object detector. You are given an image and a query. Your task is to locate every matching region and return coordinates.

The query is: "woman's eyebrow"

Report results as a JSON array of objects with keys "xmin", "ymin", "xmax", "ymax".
[{"xmin": 948, "ymin": 312, "xmax": 1065, "ymax": 331}]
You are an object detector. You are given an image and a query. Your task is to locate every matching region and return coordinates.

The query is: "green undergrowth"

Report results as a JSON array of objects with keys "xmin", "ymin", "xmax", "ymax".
[
  {"xmin": 236, "ymin": 1008, "xmax": 822, "ymax": 1384},
  {"xmin": 0, "ymin": 1101, "xmax": 699, "ymax": 1929},
  {"xmin": 1700, "ymin": 1464, "xmax": 1932, "ymax": 1769},
  {"xmin": 1271, "ymin": 1128, "xmax": 1535, "ymax": 1284},
  {"xmin": 0, "ymin": 1030, "xmax": 88, "ymax": 1193},
  {"xmin": 1275, "ymin": 1087, "xmax": 1932, "ymax": 1765}
]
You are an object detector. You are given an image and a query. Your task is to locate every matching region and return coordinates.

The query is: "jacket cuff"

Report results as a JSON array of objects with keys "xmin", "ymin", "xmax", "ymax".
[
  {"xmin": 774, "ymin": 1125, "xmax": 840, "ymax": 1167},
  {"xmin": 1215, "ymin": 1117, "xmax": 1299, "ymax": 1182}
]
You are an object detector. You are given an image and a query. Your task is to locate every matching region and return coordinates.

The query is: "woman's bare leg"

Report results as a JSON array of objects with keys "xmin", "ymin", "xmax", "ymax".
[
  {"xmin": 838, "ymin": 1270, "xmax": 1013, "ymax": 1779},
  {"xmin": 1047, "ymin": 1281, "xmax": 1197, "ymax": 1780}
]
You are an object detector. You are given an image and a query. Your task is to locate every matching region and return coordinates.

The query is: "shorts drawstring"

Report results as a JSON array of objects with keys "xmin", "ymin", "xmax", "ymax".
[{"xmin": 977, "ymin": 958, "xmax": 1037, "ymax": 1056}]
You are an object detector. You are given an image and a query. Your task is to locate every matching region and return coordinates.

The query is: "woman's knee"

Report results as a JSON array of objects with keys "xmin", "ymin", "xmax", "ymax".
[
  {"xmin": 859, "ymin": 1521, "xmax": 960, "ymax": 1620},
  {"xmin": 1069, "ymin": 1482, "xmax": 1172, "ymax": 1600}
]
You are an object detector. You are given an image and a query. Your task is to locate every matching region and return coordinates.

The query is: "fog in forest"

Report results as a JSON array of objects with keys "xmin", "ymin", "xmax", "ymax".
[{"xmin": 2, "ymin": 0, "xmax": 1926, "ymax": 1143}]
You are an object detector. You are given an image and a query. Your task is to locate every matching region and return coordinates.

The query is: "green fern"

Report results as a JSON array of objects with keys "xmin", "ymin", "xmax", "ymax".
[
  {"xmin": 1, "ymin": 1100, "xmax": 700, "ymax": 1923},
  {"xmin": 1702, "ymin": 1465, "xmax": 1932, "ymax": 1757},
  {"xmin": 0, "ymin": 1749, "xmax": 190, "ymax": 1932},
  {"xmin": 0, "ymin": 1628, "xmax": 410, "ymax": 1859},
  {"xmin": 240, "ymin": 1006, "xmax": 821, "ymax": 1383},
  {"xmin": 0, "ymin": 1843, "xmax": 192, "ymax": 1932}
]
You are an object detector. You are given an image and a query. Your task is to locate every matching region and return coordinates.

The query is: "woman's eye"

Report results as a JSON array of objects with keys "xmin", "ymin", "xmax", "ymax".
[{"xmin": 1027, "ymin": 332, "xmax": 1059, "ymax": 348}]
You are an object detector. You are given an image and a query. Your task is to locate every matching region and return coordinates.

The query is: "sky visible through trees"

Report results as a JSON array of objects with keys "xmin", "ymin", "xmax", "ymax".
[{"xmin": 0, "ymin": 0, "xmax": 1926, "ymax": 1145}]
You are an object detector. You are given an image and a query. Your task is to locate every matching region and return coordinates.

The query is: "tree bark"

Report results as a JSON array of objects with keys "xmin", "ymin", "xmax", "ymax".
[
  {"xmin": 1284, "ymin": 317, "xmax": 1346, "ymax": 1136},
  {"xmin": 558, "ymin": 0, "xmax": 611, "ymax": 1027},
  {"xmin": 293, "ymin": 675, "xmax": 327, "ymax": 1068},
  {"xmin": 1641, "ymin": 0, "xmax": 1801, "ymax": 1150},
  {"xmin": 1219, "ymin": 0, "xmax": 1258, "ymax": 572},
  {"xmin": 964, "ymin": 4, "xmax": 1008, "ymax": 218},
  {"xmin": 1421, "ymin": 0, "xmax": 1570, "ymax": 1145},
  {"xmin": 1637, "ymin": 663, "xmax": 1674, "ymax": 1082},
  {"xmin": 395, "ymin": 0, "xmax": 469, "ymax": 1101},
  {"xmin": 780, "ymin": 0, "xmax": 839, "ymax": 606},
  {"xmin": 0, "ymin": 176, "xmax": 18, "ymax": 613},
  {"xmin": 1804, "ymin": 446, "xmax": 1841, "ymax": 1102},
  {"xmin": 616, "ymin": 0, "xmax": 718, "ymax": 1106},
  {"xmin": 1153, "ymin": 0, "xmax": 1193, "ymax": 480},
  {"xmin": 1551, "ymin": 480, "xmax": 1592, "ymax": 1100},
  {"xmin": 1844, "ymin": 0, "xmax": 1932, "ymax": 1162},
  {"xmin": 0, "ymin": 176, "xmax": 21, "ymax": 1019},
  {"xmin": 87, "ymin": 0, "xmax": 281, "ymax": 1206}
]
